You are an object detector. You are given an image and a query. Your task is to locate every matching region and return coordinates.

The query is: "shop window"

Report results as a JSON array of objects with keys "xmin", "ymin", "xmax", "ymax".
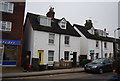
[{"xmin": 3, "ymin": 45, "xmax": 16, "ymax": 61}]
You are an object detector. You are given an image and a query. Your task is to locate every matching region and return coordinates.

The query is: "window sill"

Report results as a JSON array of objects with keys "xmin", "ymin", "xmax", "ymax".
[
  {"xmin": 2, "ymin": 11, "xmax": 13, "ymax": 14},
  {"xmin": 96, "ymin": 47, "xmax": 99, "ymax": 49},
  {"xmin": 48, "ymin": 61, "xmax": 54, "ymax": 63},
  {"xmin": 65, "ymin": 44, "xmax": 70, "ymax": 47},
  {"xmin": 48, "ymin": 43, "xmax": 55, "ymax": 46},
  {"xmin": 64, "ymin": 60, "xmax": 70, "ymax": 62},
  {"xmin": 104, "ymin": 48, "xmax": 107, "ymax": 50}
]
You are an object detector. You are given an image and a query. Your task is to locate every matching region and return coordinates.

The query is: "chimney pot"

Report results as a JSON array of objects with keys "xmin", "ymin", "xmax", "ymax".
[
  {"xmin": 46, "ymin": 7, "xmax": 55, "ymax": 19},
  {"xmin": 84, "ymin": 19, "xmax": 93, "ymax": 30}
]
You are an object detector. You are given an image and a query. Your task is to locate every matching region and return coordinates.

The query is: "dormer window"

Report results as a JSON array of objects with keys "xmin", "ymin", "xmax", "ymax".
[
  {"xmin": 58, "ymin": 18, "xmax": 67, "ymax": 29},
  {"xmin": 88, "ymin": 27, "xmax": 94, "ymax": 35},
  {"xmin": 39, "ymin": 15, "xmax": 51, "ymax": 27}
]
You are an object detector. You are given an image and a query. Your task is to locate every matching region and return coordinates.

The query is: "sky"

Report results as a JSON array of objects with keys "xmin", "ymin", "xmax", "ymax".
[{"xmin": 26, "ymin": 0, "xmax": 120, "ymax": 37}]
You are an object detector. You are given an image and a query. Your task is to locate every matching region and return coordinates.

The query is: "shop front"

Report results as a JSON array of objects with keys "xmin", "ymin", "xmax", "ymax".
[{"xmin": 0, "ymin": 39, "xmax": 21, "ymax": 66}]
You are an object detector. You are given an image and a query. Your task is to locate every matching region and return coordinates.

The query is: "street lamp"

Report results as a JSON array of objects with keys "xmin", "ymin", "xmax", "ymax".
[{"xmin": 114, "ymin": 28, "xmax": 120, "ymax": 59}]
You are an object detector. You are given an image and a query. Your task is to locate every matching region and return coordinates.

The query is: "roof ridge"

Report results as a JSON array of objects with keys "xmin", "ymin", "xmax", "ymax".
[{"xmin": 74, "ymin": 24, "xmax": 115, "ymax": 42}]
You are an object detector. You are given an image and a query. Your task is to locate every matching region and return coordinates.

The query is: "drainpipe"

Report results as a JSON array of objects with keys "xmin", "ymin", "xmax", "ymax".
[
  {"xmin": 101, "ymin": 41, "xmax": 103, "ymax": 58},
  {"xmin": 59, "ymin": 34, "xmax": 61, "ymax": 61},
  {"xmin": 30, "ymin": 51, "xmax": 32, "ymax": 65}
]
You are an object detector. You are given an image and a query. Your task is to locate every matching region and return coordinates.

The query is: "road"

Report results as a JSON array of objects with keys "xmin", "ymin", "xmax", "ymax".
[{"xmin": 2, "ymin": 72, "xmax": 113, "ymax": 81}]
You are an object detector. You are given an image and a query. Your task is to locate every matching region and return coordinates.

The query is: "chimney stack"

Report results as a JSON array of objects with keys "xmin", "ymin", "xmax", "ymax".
[
  {"xmin": 46, "ymin": 7, "xmax": 55, "ymax": 19},
  {"xmin": 104, "ymin": 28, "xmax": 106, "ymax": 31},
  {"xmin": 84, "ymin": 20, "xmax": 93, "ymax": 30}
]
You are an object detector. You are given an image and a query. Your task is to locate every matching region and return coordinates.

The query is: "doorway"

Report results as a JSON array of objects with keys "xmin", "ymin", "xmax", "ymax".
[
  {"xmin": 38, "ymin": 50, "xmax": 44, "ymax": 65},
  {"xmin": 0, "ymin": 45, "xmax": 4, "ymax": 65},
  {"xmin": 3, "ymin": 45, "xmax": 17, "ymax": 66},
  {"xmin": 73, "ymin": 52, "xmax": 77, "ymax": 67},
  {"xmin": 90, "ymin": 53, "xmax": 94, "ymax": 60}
]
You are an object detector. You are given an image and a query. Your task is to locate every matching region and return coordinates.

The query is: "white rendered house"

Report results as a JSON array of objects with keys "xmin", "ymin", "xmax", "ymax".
[
  {"xmin": 23, "ymin": 12, "xmax": 81, "ymax": 68},
  {"xmin": 74, "ymin": 20, "xmax": 114, "ymax": 60}
]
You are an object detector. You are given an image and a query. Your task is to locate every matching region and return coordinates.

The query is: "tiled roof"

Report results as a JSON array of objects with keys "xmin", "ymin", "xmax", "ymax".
[
  {"xmin": 25, "ymin": 12, "xmax": 81, "ymax": 37},
  {"xmin": 74, "ymin": 24, "xmax": 117, "ymax": 42}
]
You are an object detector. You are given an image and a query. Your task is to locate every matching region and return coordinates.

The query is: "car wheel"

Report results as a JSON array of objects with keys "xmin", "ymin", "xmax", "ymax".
[{"xmin": 99, "ymin": 68, "xmax": 103, "ymax": 74}]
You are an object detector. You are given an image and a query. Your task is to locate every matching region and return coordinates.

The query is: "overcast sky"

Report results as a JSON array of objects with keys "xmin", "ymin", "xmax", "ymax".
[{"xmin": 26, "ymin": 0, "xmax": 119, "ymax": 37}]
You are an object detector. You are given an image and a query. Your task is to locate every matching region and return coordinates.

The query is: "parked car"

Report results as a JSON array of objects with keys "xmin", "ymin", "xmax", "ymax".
[{"xmin": 84, "ymin": 58, "xmax": 113, "ymax": 74}]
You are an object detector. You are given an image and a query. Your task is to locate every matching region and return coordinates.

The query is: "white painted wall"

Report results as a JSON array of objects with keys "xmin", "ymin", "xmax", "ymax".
[
  {"xmin": 74, "ymin": 26, "xmax": 114, "ymax": 60},
  {"xmin": 23, "ymin": 18, "xmax": 34, "ymax": 54},
  {"xmin": 102, "ymin": 41, "xmax": 113, "ymax": 58},
  {"xmin": 60, "ymin": 35, "xmax": 80, "ymax": 62},
  {"xmin": 118, "ymin": 2, "xmax": 120, "ymax": 38},
  {"xmin": 33, "ymin": 31, "xmax": 81, "ymax": 64},
  {"xmin": 87, "ymin": 39, "xmax": 101, "ymax": 59},
  {"xmin": 33, "ymin": 31, "xmax": 59, "ymax": 65},
  {"xmin": 87, "ymin": 39, "xmax": 114, "ymax": 59},
  {"xmin": 24, "ymin": 21, "xmax": 81, "ymax": 66},
  {"xmin": 74, "ymin": 26, "xmax": 88, "ymax": 55}
]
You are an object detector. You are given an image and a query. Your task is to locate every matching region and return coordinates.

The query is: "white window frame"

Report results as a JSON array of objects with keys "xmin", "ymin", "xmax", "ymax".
[
  {"xmin": 0, "ymin": 21, "xmax": 12, "ymax": 31},
  {"xmin": 64, "ymin": 51, "xmax": 69, "ymax": 61},
  {"xmin": 0, "ymin": 1, "xmax": 14, "ymax": 13},
  {"xmin": 48, "ymin": 33, "xmax": 55, "ymax": 45},
  {"xmin": 48, "ymin": 50, "xmax": 54, "ymax": 61},
  {"xmin": 58, "ymin": 19, "xmax": 67, "ymax": 29},
  {"xmin": 64, "ymin": 36, "xmax": 70, "ymax": 45},
  {"xmin": 7, "ymin": 2, "xmax": 14, "ymax": 13},
  {"xmin": 40, "ymin": 15, "xmax": 51, "ymax": 27}
]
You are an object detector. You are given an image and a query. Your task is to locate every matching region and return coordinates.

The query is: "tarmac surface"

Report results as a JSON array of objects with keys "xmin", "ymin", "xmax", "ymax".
[{"xmin": 2, "ymin": 67, "xmax": 84, "ymax": 78}]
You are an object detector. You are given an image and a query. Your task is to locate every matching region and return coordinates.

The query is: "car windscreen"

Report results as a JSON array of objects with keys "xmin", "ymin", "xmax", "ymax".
[{"xmin": 92, "ymin": 59, "xmax": 104, "ymax": 63}]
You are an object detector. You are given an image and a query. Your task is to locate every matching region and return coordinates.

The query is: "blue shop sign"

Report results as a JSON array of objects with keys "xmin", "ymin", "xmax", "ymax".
[
  {"xmin": 0, "ymin": 61, "xmax": 16, "ymax": 66},
  {"xmin": 2, "ymin": 61, "xmax": 16, "ymax": 66},
  {"xmin": 0, "ymin": 39, "xmax": 21, "ymax": 45}
]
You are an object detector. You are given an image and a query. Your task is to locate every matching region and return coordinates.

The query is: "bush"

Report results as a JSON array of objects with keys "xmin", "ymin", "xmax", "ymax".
[
  {"xmin": 116, "ymin": 52, "xmax": 120, "ymax": 57},
  {"xmin": 80, "ymin": 59, "xmax": 91, "ymax": 67}
]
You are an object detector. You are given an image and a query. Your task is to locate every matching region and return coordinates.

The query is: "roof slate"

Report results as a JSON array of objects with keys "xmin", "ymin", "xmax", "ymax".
[
  {"xmin": 73, "ymin": 24, "xmax": 117, "ymax": 42},
  {"xmin": 25, "ymin": 12, "xmax": 81, "ymax": 37}
]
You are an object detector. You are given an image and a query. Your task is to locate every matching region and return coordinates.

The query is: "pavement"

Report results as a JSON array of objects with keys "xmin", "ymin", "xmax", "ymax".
[{"xmin": 2, "ymin": 67, "xmax": 84, "ymax": 78}]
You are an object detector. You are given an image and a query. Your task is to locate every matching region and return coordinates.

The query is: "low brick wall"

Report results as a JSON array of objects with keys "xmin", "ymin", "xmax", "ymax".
[{"xmin": 54, "ymin": 62, "xmax": 72, "ymax": 69}]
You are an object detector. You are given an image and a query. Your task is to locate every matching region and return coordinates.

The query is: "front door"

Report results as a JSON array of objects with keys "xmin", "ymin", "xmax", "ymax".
[
  {"xmin": 38, "ymin": 50, "xmax": 44, "ymax": 65},
  {"xmin": 90, "ymin": 53, "xmax": 94, "ymax": 60},
  {"xmin": 73, "ymin": 52, "xmax": 77, "ymax": 67}
]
